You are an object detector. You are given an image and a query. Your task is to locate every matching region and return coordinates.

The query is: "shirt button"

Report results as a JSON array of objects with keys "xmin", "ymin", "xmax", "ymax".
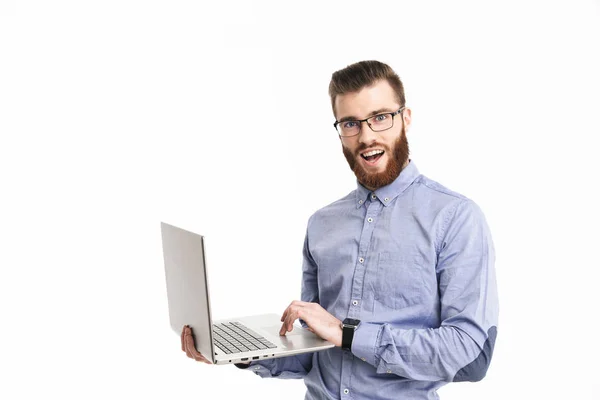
[
  {"xmin": 359, "ymin": 257, "xmax": 364, "ymax": 263},
  {"xmin": 352, "ymin": 300, "xmax": 359, "ymax": 306},
  {"xmin": 371, "ymin": 194, "xmax": 377, "ymax": 199},
  {"xmin": 358, "ymin": 200, "xmax": 363, "ymax": 204},
  {"xmin": 367, "ymin": 217, "xmax": 373, "ymax": 223},
  {"xmin": 361, "ymin": 357, "xmax": 366, "ymax": 361},
  {"xmin": 384, "ymin": 197, "xmax": 389, "ymax": 202},
  {"xmin": 344, "ymin": 389, "xmax": 349, "ymax": 394}
]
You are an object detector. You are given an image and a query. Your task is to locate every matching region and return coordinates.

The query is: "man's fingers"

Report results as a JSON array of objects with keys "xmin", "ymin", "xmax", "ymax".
[
  {"xmin": 280, "ymin": 301, "xmax": 295, "ymax": 322},
  {"xmin": 186, "ymin": 339, "xmax": 212, "ymax": 364},
  {"xmin": 278, "ymin": 301, "xmax": 327, "ymax": 337},
  {"xmin": 181, "ymin": 325, "xmax": 188, "ymax": 352},
  {"xmin": 185, "ymin": 334, "xmax": 209, "ymax": 362},
  {"xmin": 282, "ymin": 313, "xmax": 293, "ymax": 334},
  {"xmin": 279, "ymin": 301, "xmax": 312, "ymax": 334},
  {"xmin": 180, "ymin": 325, "xmax": 212, "ymax": 364},
  {"xmin": 183, "ymin": 326, "xmax": 194, "ymax": 357},
  {"xmin": 281, "ymin": 300, "xmax": 307, "ymax": 322},
  {"xmin": 280, "ymin": 305, "xmax": 294, "ymax": 333},
  {"xmin": 291, "ymin": 307, "xmax": 305, "ymax": 331},
  {"xmin": 184, "ymin": 333, "xmax": 196, "ymax": 359},
  {"xmin": 284, "ymin": 309, "xmax": 300, "ymax": 333},
  {"xmin": 280, "ymin": 310, "xmax": 296, "ymax": 335},
  {"xmin": 279, "ymin": 320, "xmax": 288, "ymax": 336},
  {"xmin": 182, "ymin": 326, "xmax": 191, "ymax": 357}
]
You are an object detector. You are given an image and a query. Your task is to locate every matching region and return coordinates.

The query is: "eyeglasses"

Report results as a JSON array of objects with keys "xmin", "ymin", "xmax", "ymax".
[{"xmin": 333, "ymin": 107, "xmax": 405, "ymax": 137}]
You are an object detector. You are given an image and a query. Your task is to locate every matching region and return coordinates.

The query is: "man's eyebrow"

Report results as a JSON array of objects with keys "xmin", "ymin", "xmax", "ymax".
[{"xmin": 337, "ymin": 108, "xmax": 396, "ymax": 123}]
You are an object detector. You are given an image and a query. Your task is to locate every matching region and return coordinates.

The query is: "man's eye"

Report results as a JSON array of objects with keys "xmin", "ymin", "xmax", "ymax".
[
  {"xmin": 374, "ymin": 114, "xmax": 388, "ymax": 122},
  {"xmin": 343, "ymin": 121, "xmax": 358, "ymax": 129}
]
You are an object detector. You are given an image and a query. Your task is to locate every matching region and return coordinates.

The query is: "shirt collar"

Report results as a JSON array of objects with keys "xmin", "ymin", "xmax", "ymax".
[{"xmin": 355, "ymin": 159, "xmax": 420, "ymax": 208}]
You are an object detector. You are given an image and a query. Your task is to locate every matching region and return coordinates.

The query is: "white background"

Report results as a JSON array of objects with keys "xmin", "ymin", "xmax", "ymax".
[{"xmin": 1, "ymin": 1, "xmax": 599, "ymax": 399}]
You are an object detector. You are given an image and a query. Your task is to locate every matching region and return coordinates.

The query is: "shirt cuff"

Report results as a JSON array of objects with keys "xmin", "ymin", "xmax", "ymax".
[
  {"xmin": 235, "ymin": 360, "xmax": 277, "ymax": 377},
  {"xmin": 351, "ymin": 322, "xmax": 382, "ymax": 367}
]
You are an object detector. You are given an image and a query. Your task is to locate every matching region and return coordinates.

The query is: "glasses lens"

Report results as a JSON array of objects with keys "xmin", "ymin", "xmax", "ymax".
[
  {"xmin": 339, "ymin": 121, "xmax": 360, "ymax": 137},
  {"xmin": 368, "ymin": 113, "xmax": 393, "ymax": 132}
]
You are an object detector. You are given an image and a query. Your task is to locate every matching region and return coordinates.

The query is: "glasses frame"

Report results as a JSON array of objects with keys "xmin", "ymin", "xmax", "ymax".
[{"xmin": 333, "ymin": 106, "xmax": 406, "ymax": 138}]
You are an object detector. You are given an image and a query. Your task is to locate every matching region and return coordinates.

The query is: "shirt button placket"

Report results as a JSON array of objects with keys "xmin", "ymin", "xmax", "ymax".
[{"xmin": 348, "ymin": 198, "xmax": 380, "ymax": 399}]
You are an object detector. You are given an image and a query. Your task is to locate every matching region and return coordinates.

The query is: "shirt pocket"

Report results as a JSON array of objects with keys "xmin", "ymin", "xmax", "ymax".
[{"xmin": 373, "ymin": 251, "xmax": 427, "ymax": 309}]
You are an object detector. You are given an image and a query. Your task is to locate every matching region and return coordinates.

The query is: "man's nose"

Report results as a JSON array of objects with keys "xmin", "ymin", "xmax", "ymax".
[{"xmin": 358, "ymin": 121, "xmax": 378, "ymax": 144}]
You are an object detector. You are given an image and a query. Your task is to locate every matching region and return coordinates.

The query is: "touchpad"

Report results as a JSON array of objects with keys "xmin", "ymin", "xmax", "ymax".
[{"xmin": 263, "ymin": 325, "xmax": 304, "ymax": 336}]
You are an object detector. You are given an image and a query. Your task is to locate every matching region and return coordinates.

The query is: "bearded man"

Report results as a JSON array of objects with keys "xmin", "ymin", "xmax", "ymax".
[{"xmin": 182, "ymin": 60, "xmax": 499, "ymax": 400}]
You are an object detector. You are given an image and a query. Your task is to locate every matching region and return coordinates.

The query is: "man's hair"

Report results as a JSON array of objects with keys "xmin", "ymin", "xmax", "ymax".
[{"xmin": 328, "ymin": 60, "xmax": 406, "ymax": 117}]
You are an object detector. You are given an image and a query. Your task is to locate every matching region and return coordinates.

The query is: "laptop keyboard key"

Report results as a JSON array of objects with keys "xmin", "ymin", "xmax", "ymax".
[{"xmin": 213, "ymin": 321, "xmax": 278, "ymax": 353}]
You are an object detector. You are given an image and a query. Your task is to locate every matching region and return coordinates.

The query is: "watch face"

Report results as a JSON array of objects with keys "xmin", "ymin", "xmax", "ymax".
[{"xmin": 343, "ymin": 318, "xmax": 360, "ymax": 326}]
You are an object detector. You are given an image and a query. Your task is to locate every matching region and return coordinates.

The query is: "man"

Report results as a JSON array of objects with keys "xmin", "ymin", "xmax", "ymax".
[{"xmin": 182, "ymin": 60, "xmax": 499, "ymax": 399}]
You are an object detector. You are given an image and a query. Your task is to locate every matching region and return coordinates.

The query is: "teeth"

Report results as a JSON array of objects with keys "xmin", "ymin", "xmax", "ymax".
[{"xmin": 362, "ymin": 150, "xmax": 384, "ymax": 157}]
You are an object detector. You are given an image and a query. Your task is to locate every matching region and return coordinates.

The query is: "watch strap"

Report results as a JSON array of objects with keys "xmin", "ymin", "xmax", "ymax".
[{"xmin": 342, "ymin": 324, "xmax": 356, "ymax": 350}]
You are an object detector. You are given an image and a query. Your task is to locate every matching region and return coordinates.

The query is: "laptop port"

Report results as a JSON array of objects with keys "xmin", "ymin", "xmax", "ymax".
[
  {"xmin": 252, "ymin": 356, "xmax": 259, "ymax": 360},
  {"xmin": 241, "ymin": 358, "xmax": 248, "ymax": 361}
]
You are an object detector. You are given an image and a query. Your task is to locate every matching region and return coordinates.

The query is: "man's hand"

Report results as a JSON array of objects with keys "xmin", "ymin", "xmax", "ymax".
[
  {"xmin": 181, "ymin": 325, "xmax": 212, "ymax": 364},
  {"xmin": 279, "ymin": 301, "xmax": 342, "ymax": 347}
]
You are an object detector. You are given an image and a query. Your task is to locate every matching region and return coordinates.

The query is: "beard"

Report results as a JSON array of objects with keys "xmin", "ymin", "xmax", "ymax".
[{"xmin": 342, "ymin": 125, "xmax": 410, "ymax": 190}]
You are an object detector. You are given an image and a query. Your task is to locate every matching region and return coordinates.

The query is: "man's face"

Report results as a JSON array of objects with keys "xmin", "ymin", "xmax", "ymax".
[{"xmin": 335, "ymin": 79, "xmax": 412, "ymax": 190}]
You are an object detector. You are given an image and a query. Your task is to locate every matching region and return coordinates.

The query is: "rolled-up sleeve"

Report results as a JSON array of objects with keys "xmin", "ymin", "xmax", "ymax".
[{"xmin": 352, "ymin": 199, "xmax": 499, "ymax": 382}]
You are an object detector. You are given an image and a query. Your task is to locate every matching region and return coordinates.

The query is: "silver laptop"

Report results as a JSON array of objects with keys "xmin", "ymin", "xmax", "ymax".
[{"xmin": 161, "ymin": 222, "xmax": 334, "ymax": 365}]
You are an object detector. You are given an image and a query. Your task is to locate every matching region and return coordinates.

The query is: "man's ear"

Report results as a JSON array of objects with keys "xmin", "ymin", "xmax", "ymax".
[{"xmin": 403, "ymin": 107, "xmax": 412, "ymax": 131}]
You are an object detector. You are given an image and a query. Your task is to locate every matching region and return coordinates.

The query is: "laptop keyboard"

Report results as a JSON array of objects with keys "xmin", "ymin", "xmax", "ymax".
[{"xmin": 213, "ymin": 321, "xmax": 277, "ymax": 354}]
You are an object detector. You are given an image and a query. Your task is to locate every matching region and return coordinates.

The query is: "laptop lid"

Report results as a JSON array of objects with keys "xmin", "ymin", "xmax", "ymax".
[{"xmin": 161, "ymin": 222, "xmax": 215, "ymax": 363}]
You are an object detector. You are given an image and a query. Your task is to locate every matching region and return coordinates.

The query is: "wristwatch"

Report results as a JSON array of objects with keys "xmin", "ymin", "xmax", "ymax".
[{"xmin": 341, "ymin": 318, "xmax": 361, "ymax": 350}]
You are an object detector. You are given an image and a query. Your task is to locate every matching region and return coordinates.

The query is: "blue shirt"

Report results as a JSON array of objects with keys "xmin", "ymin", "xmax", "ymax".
[{"xmin": 245, "ymin": 160, "xmax": 499, "ymax": 399}]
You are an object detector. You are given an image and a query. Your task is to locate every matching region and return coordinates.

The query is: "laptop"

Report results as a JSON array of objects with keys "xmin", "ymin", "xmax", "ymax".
[{"xmin": 161, "ymin": 222, "xmax": 334, "ymax": 365}]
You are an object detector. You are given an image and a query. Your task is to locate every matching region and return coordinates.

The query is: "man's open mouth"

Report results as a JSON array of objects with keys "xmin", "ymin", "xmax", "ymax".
[{"xmin": 360, "ymin": 149, "xmax": 384, "ymax": 163}]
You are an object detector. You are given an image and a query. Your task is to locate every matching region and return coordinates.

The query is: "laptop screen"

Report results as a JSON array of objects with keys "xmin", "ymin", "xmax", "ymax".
[{"xmin": 161, "ymin": 222, "xmax": 215, "ymax": 362}]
